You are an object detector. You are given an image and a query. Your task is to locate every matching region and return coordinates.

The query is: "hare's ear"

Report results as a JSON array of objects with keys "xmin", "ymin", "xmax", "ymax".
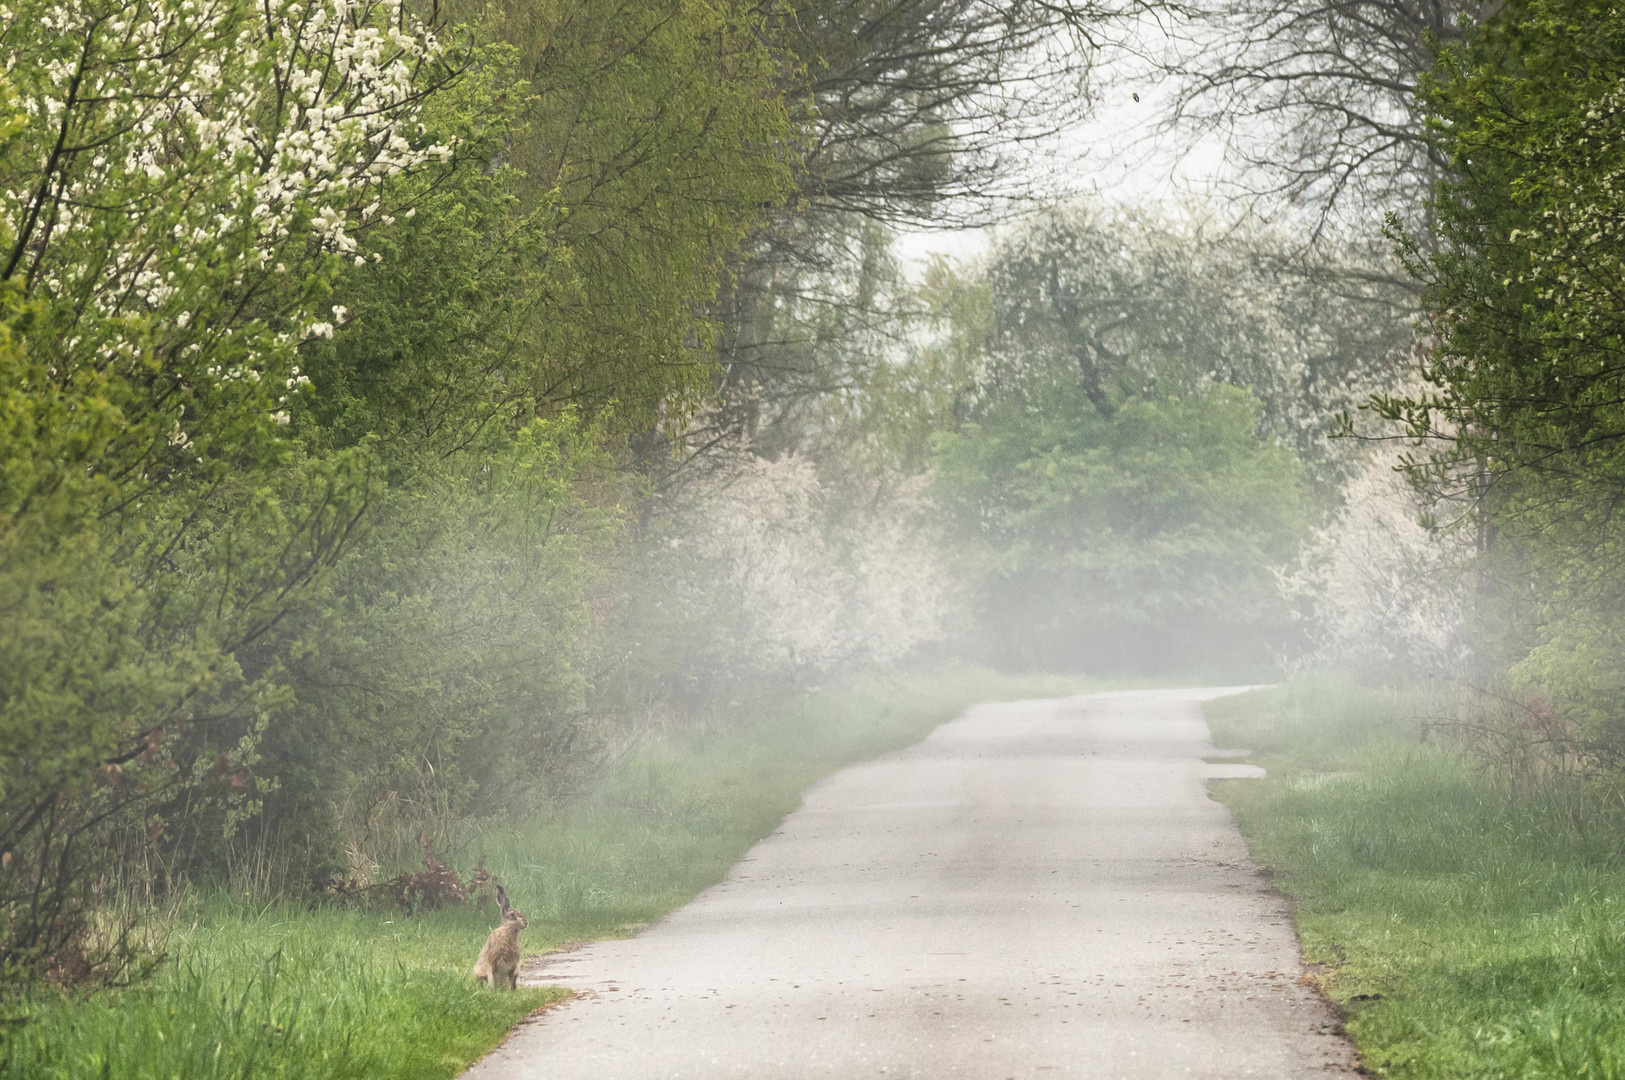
[{"xmin": 495, "ymin": 884, "xmax": 510, "ymax": 915}]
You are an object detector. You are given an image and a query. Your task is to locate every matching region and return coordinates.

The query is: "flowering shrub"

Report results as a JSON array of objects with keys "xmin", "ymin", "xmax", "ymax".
[
  {"xmin": 0, "ymin": 0, "xmax": 468, "ymax": 982},
  {"xmin": 1281, "ymin": 441, "xmax": 1472, "ymax": 678},
  {"xmin": 624, "ymin": 450, "xmax": 958, "ymax": 700},
  {"xmin": 1, "ymin": 0, "xmax": 457, "ymax": 466}
]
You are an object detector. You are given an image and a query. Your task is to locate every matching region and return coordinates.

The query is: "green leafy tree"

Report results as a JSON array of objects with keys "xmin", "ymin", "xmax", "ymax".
[
  {"xmin": 865, "ymin": 208, "xmax": 1332, "ymax": 672},
  {"xmin": 241, "ymin": 8, "xmax": 801, "ymax": 872},
  {"xmin": 1376, "ymin": 0, "xmax": 1625, "ymax": 757},
  {"xmin": 458, "ymin": 0, "xmax": 800, "ymax": 429},
  {"xmin": 0, "ymin": 0, "xmax": 472, "ymax": 979},
  {"xmin": 933, "ymin": 383, "xmax": 1305, "ymax": 672}
]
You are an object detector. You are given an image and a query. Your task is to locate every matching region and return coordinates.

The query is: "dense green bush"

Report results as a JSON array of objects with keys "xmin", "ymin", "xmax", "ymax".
[
  {"xmin": 1378, "ymin": 0, "xmax": 1625, "ymax": 760},
  {"xmin": 0, "ymin": 0, "xmax": 798, "ymax": 983},
  {"xmin": 933, "ymin": 384, "xmax": 1306, "ymax": 671}
]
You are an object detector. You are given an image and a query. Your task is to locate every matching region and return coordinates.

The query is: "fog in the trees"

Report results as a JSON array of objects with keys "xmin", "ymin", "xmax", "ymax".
[{"xmin": 4, "ymin": 0, "xmax": 1620, "ymax": 1008}]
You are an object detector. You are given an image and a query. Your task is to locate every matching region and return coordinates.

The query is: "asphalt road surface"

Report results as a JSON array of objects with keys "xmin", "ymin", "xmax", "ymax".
[{"xmin": 464, "ymin": 687, "xmax": 1359, "ymax": 1079}]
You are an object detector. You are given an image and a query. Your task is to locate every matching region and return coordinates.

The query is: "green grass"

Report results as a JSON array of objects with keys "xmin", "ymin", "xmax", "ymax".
[
  {"xmin": 2, "ymin": 904, "xmax": 570, "ymax": 1080},
  {"xmin": 2, "ymin": 666, "xmax": 1087, "ymax": 1080},
  {"xmin": 1205, "ymin": 678, "xmax": 1625, "ymax": 1079}
]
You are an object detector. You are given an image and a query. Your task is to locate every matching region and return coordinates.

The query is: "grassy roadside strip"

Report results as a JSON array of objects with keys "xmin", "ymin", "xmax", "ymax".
[
  {"xmin": 1204, "ymin": 680, "xmax": 1625, "ymax": 1079},
  {"xmin": 2, "ymin": 665, "xmax": 1087, "ymax": 1080}
]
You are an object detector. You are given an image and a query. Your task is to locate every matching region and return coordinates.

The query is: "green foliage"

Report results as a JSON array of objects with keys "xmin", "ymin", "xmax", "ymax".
[
  {"xmin": 1206, "ymin": 682, "xmax": 1625, "ymax": 1079},
  {"xmin": 295, "ymin": 48, "xmax": 563, "ymax": 460},
  {"xmin": 2, "ymin": 904, "xmax": 563, "ymax": 1080},
  {"xmin": 845, "ymin": 207, "xmax": 1403, "ymax": 675},
  {"xmin": 933, "ymin": 382, "xmax": 1306, "ymax": 672},
  {"xmin": 0, "ymin": 281, "xmax": 141, "ymax": 805},
  {"xmin": 247, "ymin": 415, "xmax": 625, "ymax": 878},
  {"xmin": 468, "ymin": 0, "xmax": 800, "ymax": 427},
  {"xmin": 1379, "ymin": 0, "xmax": 1625, "ymax": 757},
  {"xmin": 0, "ymin": 0, "xmax": 800, "ymax": 984},
  {"xmin": 0, "ymin": 0, "xmax": 445, "ymax": 968}
]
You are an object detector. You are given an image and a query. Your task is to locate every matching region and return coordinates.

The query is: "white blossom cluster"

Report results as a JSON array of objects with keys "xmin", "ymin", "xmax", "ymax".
[
  {"xmin": 984, "ymin": 205, "xmax": 1415, "ymax": 474},
  {"xmin": 657, "ymin": 452, "xmax": 958, "ymax": 678},
  {"xmin": 0, "ymin": 0, "xmax": 453, "ymax": 434},
  {"xmin": 1495, "ymin": 82, "xmax": 1625, "ymax": 344},
  {"xmin": 1280, "ymin": 437, "xmax": 1473, "ymax": 678}
]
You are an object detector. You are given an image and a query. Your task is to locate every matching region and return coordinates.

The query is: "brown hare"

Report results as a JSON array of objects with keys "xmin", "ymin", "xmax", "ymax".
[{"xmin": 472, "ymin": 884, "xmax": 528, "ymax": 990}]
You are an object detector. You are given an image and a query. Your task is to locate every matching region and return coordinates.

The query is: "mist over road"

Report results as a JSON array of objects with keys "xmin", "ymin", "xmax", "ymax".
[{"xmin": 464, "ymin": 688, "xmax": 1359, "ymax": 1079}]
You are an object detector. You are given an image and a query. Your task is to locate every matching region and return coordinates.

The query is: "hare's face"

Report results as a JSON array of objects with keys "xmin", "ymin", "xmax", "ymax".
[{"xmin": 504, "ymin": 909, "xmax": 528, "ymax": 930}]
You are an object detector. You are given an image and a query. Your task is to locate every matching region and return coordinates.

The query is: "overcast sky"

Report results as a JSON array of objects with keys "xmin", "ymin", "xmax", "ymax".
[{"xmin": 890, "ymin": 19, "xmax": 1255, "ymax": 274}]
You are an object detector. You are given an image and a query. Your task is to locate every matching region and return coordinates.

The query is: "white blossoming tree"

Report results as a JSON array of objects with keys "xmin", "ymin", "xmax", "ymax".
[
  {"xmin": 2, "ymin": 0, "xmax": 456, "ymax": 467},
  {"xmin": 622, "ymin": 450, "xmax": 959, "ymax": 706},
  {"xmin": 1280, "ymin": 439, "xmax": 1473, "ymax": 679},
  {"xmin": 0, "ymin": 0, "xmax": 472, "ymax": 979}
]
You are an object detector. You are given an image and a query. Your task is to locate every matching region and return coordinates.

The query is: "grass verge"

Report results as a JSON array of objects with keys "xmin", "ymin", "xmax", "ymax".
[
  {"xmin": 2, "ymin": 665, "xmax": 1086, "ymax": 1080},
  {"xmin": 1204, "ymin": 678, "xmax": 1625, "ymax": 1079}
]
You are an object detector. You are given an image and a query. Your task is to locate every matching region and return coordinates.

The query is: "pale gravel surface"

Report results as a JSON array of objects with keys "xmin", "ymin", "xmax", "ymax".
[{"xmin": 463, "ymin": 687, "xmax": 1360, "ymax": 1079}]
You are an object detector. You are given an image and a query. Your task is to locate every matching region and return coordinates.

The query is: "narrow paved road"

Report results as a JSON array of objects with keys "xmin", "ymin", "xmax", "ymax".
[{"xmin": 464, "ymin": 688, "xmax": 1359, "ymax": 1079}]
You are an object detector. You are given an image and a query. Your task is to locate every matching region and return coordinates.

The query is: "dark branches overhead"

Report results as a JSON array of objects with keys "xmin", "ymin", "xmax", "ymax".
[{"xmin": 1150, "ymin": 0, "xmax": 1496, "ymax": 238}]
